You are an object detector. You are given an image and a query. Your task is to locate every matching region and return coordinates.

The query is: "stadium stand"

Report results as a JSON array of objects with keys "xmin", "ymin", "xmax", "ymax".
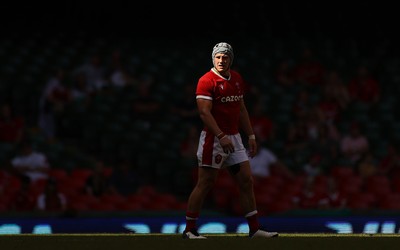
[{"xmin": 1, "ymin": 2, "xmax": 400, "ymax": 217}]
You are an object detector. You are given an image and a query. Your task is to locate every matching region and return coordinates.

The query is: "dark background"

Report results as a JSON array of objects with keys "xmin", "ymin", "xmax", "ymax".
[{"xmin": 2, "ymin": 2, "xmax": 398, "ymax": 40}]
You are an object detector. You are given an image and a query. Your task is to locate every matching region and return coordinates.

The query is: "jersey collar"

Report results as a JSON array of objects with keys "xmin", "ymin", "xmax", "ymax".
[{"xmin": 211, "ymin": 67, "xmax": 231, "ymax": 80}]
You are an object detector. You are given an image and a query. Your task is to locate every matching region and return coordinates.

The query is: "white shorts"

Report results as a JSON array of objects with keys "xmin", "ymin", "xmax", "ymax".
[{"xmin": 197, "ymin": 131, "xmax": 249, "ymax": 169}]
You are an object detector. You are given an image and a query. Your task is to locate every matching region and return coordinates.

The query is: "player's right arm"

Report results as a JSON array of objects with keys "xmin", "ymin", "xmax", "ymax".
[
  {"xmin": 196, "ymin": 98, "xmax": 234, "ymax": 153},
  {"xmin": 196, "ymin": 98, "xmax": 220, "ymax": 135}
]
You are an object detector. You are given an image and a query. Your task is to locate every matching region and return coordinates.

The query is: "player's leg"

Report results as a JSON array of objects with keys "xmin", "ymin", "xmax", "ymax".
[
  {"xmin": 183, "ymin": 166, "xmax": 219, "ymax": 239},
  {"xmin": 229, "ymin": 161, "xmax": 279, "ymax": 238},
  {"xmin": 228, "ymin": 162, "xmax": 258, "ymax": 228}
]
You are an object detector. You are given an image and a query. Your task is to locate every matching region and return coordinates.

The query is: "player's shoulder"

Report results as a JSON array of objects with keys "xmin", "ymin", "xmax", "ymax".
[
  {"xmin": 199, "ymin": 70, "xmax": 215, "ymax": 80},
  {"xmin": 198, "ymin": 70, "xmax": 217, "ymax": 85}
]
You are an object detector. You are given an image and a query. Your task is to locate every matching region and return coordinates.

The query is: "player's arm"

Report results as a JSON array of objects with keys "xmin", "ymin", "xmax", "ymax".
[
  {"xmin": 196, "ymin": 98, "xmax": 223, "ymax": 137},
  {"xmin": 239, "ymin": 99, "xmax": 257, "ymax": 157},
  {"xmin": 196, "ymin": 98, "xmax": 234, "ymax": 153}
]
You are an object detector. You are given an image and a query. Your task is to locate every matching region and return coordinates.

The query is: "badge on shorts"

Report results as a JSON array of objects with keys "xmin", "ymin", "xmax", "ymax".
[{"xmin": 215, "ymin": 154, "xmax": 222, "ymax": 164}]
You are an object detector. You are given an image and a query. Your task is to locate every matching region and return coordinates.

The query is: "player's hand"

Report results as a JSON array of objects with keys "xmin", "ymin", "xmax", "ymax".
[
  {"xmin": 247, "ymin": 138, "xmax": 257, "ymax": 158},
  {"xmin": 219, "ymin": 136, "xmax": 234, "ymax": 154}
]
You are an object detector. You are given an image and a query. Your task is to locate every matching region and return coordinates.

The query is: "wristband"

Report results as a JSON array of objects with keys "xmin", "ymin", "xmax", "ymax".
[
  {"xmin": 248, "ymin": 134, "xmax": 256, "ymax": 140},
  {"xmin": 217, "ymin": 132, "xmax": 226, "ymax": 140}
]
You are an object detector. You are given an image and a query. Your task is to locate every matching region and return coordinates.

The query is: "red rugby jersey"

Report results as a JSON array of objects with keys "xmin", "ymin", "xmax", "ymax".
[{"xmin": 196, "ymin": 68, "xmax": 246, "ymax": 135}]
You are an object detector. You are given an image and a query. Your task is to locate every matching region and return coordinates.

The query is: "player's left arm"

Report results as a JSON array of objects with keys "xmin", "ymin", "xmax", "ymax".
[{"xmin": 239, "ymin": 99, "xmax": 257, "ymax": 157}]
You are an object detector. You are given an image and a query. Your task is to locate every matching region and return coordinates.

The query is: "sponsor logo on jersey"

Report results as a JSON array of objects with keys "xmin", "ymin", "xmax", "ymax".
[{"xmin": 221, "ymin": 95, "xmax": 243, "ymax": 103}]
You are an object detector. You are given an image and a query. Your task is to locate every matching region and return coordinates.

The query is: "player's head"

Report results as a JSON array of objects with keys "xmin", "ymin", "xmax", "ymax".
[{"xmin": 212, "ymin": 42, "xmax": 234, "ymax": 66}]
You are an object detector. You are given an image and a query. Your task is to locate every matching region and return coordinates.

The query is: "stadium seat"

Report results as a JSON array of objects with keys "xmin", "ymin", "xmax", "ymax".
[
  {"xmin": 102, "ymin": 167, "xmax": 113, "ymax": 177},
  {"xmin": 366, "ymin": 184, "xmax": 391, "ymax": 196},
  {"xmin": 0, "ymin": 169, "xmax": 7, "ymax": 182},
  {"xmin": 391, "ymin": 176, "xmax": 400, "ymax": 192},
  {"xmin": 136, "ymin": 185, "xmax": 157, "ymax": 197},
  {"xmin": 126, "ymin": 193, "xmax": 151, "ymax": 208},
  {"xmin": 30, "ymin": 178, "xmax": 48, "ymax": 195},
  {"xmin": 379, "ymin": 193, "xmax": 400, "ymax": 210},
  {"xmin": 212, "ymin": 177, "xmax": 238, "ymax": 212},
  {"xmin": 58, "ymin": 177, "xmax": 86, "ymax": 195},
  {"xmin": 255, "ymin": 192, "xmax": 274, "ymax": 214},
  {"xmin": 48, "ymin": 168, "xmax": 69, "ymax": 182},
  {"xmin": 0, "ymin": 201, "xmax": 8, "ymax": 211},
  {"xmin": 348, "ymin": 192, "xmax": 376, "ymax": 209},
  {"xmin": 367, "ymin": 174, "xmax": 390, "ymax": 185},
  {"xmin": 268, "ymin": 199, "xmax": 293, "ymax": 214},
  {"xmin": 5, "ymin": 175, "xmax": 22, "ymax": 193},
  {"xmin": 281, "ymin": 183, "xmax": 303, "ymax": 199},
  {"xmin": 156, "ymin": 193, "xmax": 181, "ymax": 209},
  {"xmin": 67, "ymin": 194, "xmax": 98, "ymax": 211},
  {"xmin": 330, "ymin": 166, "xmax": 354, "ymax": 180},
  {"xmin": 338, "ymin": 175, "xmax": 363, "ymax": 198},
  {"xmin": 0, "ymin": 190, "xmax": 12, "ymax": 211},
  {"xmin": 313, "ymin": 174, "xmax": 328, "ymax": 187},
  {"xmin": 116, "ymin": 201, "xmax": 142, "ymax": 211},
  {"xmin": 365, "ymin": 175, "xmax": 391, "ymax": 196},
  {"xmin": 145, "ymin": 198, "xmax": 171, "ymax": 210},
  {"xmin": 213, "ymin": 170, "xmax": 237, "ymax": 196},
  {"xmin": 100, "ymin": 193, "xmax": 126, "ymax": 205},
  {"xmin": 68, "ymin": 202, "xmax": 89, "ymax": 212},
  {"xmin": 260, "ymin": 175, "xmax": 285, "ymax": 188},
  {"xmin": 174, "ymin": 201, "xmax": 187, "ymax": 211},
  {"xmin": 70, "ymin": 168, "xmax": 93, "ymax": 181},
  {"xmin": 90, "ymin": 201, "xmax": 116, "ymax": 211},
  {"xmin": 213, "ymin": 191, "xmax": 231, "ymax": 210}
]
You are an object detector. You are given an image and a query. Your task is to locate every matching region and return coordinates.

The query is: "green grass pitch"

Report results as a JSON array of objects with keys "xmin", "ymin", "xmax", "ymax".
[{"xmin": 1, "ymin": 233, "xmax": 400, "ymax": 250}]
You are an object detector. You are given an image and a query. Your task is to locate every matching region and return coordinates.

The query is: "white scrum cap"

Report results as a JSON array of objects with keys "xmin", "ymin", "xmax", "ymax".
[{"xmin": 212, "ymin": 42, "xmax": 234, "ymax": 64}]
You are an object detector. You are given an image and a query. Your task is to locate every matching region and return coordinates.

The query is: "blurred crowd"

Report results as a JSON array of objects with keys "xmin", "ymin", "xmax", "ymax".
[{"xmin": 1, "ymin": 27, "xmax": 400, "ymax": 217}]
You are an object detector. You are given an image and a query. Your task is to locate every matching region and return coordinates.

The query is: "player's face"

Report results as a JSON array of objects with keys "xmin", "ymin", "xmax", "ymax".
[{"xmin": 213, "ymin": 53, "xmax": 231, "ymax": 74}]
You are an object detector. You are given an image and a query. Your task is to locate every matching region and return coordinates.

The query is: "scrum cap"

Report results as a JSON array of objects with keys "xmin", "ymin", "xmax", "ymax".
[{"xmin": 212, "ymin": 42, "xmax": 234, "ymax": 63}]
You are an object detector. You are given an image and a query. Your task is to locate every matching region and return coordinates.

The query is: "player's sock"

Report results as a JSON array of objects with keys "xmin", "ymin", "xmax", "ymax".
[
  {"xmin": 184, "ymin": 211, "xmax": 199, "ymax": 232},
  {"xmin": 245, "ymin": 210, "xmax": 260, "ymax": 234}
]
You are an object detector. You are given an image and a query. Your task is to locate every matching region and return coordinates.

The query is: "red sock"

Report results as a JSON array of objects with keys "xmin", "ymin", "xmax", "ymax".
[
  {"xmin": 185, "ymin": 211, "xmax": 199, "ymax": 232},
  {"xmin": 245, "ymin": 211, "xmax": 260, "ymax": 233}
]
